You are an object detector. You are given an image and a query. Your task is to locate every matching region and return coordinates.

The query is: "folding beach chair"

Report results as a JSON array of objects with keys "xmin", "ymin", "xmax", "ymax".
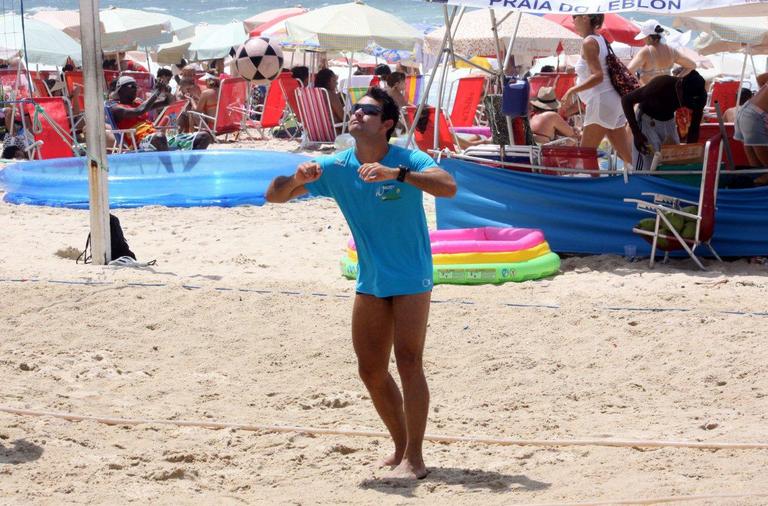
[
  {"xmin": 624, "ymin": 134, "xmax": 724, "ymax": 270},
  {"xmin": 404, "ymin": 105, "xmax": 461, "ymax": 153},
  {"xmin": 403, "ymin": 75, "xmax": 423, "ymax": 105},
  {"xmin": 279, "ymin": 76, "xmax": 303, "ymax": 124},
  {"xmin": 295, "ymin": 87, "xmax": 344, "ymax": 149},
  {"xmin": 121, "ymin": 71, "xmax": 154, "ymax": 99},
  {"xmin": 449, "ymin": 76, "xmax": 486, "ymax": 128},
  {"xmin": 0, "ymin": 69, "xmax": 33, "ymax": 98},
  {"xmin": 249, "ymin": 75, "xmax": 291, "ymax": 139},
  {"xmin": 21, "ymin": 97, "xmax": 78, "ymax": 159},
  {"xmin": 103, "ymin": 101, "xmax": 139, "ymax": 154},
  {"xmin": 154, "ymin": 99, "xmax": 189, "ymax": 134},
  {"xmin": 187, "ymin": 77, "xmax": 250, "ymax": 141},
  {"xmin": 707, "ymin": 80, "xmax": 740, "ymax": 112},
  {"xmin": 30, "ymin": 76, "xmax": 50, "ymax": 98},
  {"xmin": 527, "ymin": 74, "xmax": 556, "ymax": 100}
]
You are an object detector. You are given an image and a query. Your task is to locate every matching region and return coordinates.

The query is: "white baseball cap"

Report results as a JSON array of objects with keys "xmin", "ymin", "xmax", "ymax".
[
  {"xmin": 115, "ymin": 75, "xmax": 137, "ymax": 91},
  {"xmin": 634, "ymin": 19, "xmax": 664, "ymax": 40}
]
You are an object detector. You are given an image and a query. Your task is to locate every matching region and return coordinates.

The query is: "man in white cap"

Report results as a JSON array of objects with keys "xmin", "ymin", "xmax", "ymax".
[
  {"xmin": 109, "ymin": 75, "xmax": 212, "ymax": 152},
  {"xmin": 628, "ymin": 20, "xmax": 696, "ymax": 86}
]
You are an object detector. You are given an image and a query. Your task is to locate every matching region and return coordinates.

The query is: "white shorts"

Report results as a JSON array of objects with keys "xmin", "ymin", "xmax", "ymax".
[{"xmin": 582, "ymin": 89, "xmax": 627, "ymax": 130}]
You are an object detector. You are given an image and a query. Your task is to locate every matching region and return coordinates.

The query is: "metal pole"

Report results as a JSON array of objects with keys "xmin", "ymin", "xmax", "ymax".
[
  {"xmin": 404, "ymin": 5, "xmax": 458, "ymax": 149},
  {"xmin": 79, "ymin": 0, "xmax": 111, "ymax": 264}
]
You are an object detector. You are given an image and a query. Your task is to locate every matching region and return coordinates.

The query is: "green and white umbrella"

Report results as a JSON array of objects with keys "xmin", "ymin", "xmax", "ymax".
[
  {"xmin": 0, "ymin": 14, "xmax": 81, "ymax": 65},
  {"xmin": 188, "ymin": 22, "xmax": 248, "ymax": 61},
  {"xmin": 285, "ymin": 1, "xmax": 421, "ymax": 52}
]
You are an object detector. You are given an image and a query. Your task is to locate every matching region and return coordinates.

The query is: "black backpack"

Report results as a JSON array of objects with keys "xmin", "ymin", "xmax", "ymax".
[{"xmin": 77, "ymin": 214, "xmax": 135, "ymax": 264}]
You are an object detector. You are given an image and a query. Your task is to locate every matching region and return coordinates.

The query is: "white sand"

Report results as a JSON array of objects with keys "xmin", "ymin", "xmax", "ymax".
[{"xmin": 1, "ymin": 139, "xmax": 767, "ymax": 504}]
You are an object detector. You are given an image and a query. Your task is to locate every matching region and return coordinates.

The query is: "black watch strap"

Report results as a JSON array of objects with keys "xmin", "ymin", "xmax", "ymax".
[{"xmin": 396, "ymin": 165, "xmax": 410, "ymax": 182}]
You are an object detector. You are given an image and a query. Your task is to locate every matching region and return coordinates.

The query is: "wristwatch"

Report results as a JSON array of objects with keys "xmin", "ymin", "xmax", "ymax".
[{"xmin": 396, "ymin": 165, "xmax": 410, "ymax": 182}]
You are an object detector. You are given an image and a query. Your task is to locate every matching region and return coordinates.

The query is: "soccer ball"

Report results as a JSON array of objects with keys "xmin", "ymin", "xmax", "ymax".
[{"xmin": 233, "ymin": 37, "xmax": 284, "ymax": 84}]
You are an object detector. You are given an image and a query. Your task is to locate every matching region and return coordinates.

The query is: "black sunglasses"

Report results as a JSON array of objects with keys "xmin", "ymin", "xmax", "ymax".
[{"xmin": 352, "ymin": 103, "xmax": 382, "ymax": 116}]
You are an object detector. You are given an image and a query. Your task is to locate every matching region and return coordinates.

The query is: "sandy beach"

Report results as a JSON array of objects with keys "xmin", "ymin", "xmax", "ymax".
[{"xmin": 1, "ymin": 140, "xmax": 768, "ymax": 504}]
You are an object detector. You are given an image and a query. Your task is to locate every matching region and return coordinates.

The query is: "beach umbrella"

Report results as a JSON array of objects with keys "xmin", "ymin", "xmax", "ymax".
[
  {"xmin": 0, "ymin": 14, "xmax": 82, "ymax": 65},
  {"xmin": 188, "ymin": 22, "xmax": 248, "ymax": 61},
  {"xmin": 98, "ymin": 7, "xmax": 195, "ymax": 51},
  {"xmin": 543, "ymin": 13, "xmax": 643, "ymax": 47},
  {"xmin": 285, "ymin": 2, "xmax": 421, "ymax": 52},
  {"xmin": 244, "ymin": 7, "xmax": 307, "ymax": 33},
  {"xmin": 424, "ymin": 10, "xmax": 582, "ymax": 58},
  {"xmin": 30, "ymin": 9, "xmax": 100, "ymax": 40},
  {"xmin": 674, "ymin": 17, "xmax": 768, "ymax": 55}
]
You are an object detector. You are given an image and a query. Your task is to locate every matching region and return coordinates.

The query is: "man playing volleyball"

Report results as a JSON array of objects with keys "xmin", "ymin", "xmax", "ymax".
[{"xmin": 266, "ymin": 87, "xmax": 456, "ymax": 479}]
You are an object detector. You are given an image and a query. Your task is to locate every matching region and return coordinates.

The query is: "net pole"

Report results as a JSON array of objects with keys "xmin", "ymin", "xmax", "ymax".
[{"xmin": 79, "ymin": 0, "xmax": 111, "ymax": 264}]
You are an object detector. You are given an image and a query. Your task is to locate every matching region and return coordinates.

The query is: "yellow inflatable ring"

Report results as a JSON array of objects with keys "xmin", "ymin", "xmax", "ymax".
[{"xmin": 346, "ymin": 242, "xmax": 551, "ymax": 265}]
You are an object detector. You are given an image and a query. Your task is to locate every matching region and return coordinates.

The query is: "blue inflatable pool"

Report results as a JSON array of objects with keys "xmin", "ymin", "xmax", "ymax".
[{"xmin": 0, "ymin": 150, "xmax": 311, "ymax": 208}]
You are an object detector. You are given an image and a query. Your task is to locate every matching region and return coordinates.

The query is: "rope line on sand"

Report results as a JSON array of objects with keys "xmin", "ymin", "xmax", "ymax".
[
  {"xmin": 525, "ymin": 492, "xmax": 768, "ymax": 506},
  {"xmin": 1, "ymin": 277, "xmax": 767, "ymax": 316},
  {"xmin": 2, "ymin": 406, "xmax": 768, "ymax": 450}
]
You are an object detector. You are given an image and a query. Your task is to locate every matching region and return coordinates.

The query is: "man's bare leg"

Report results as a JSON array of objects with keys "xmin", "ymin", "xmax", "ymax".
[
  {"xmin": 388, "ymin": 291, "xmax": 431, "ymax": 479},
  {"xmin": 352, "ymin": 293, "xmax": 407, "ymax": 467}
]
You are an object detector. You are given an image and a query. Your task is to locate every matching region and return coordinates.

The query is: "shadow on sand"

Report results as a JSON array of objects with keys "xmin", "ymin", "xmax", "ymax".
[
  {"xmin": 0, "ymin": 439, "xmax": 44, "ymax": 464},
  {"xmin": 359, "ymin": 467, "xmax": 550, "ymax": 498}
]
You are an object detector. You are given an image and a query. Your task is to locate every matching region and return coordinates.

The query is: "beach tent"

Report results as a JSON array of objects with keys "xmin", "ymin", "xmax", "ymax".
[
  {"xmin": 244, "ymin": 7, "xmax": 308, "ymax": 33},
  {"xmin": 0, "ymin": 14, "xmax": 82, "ymax": 65},
  {"xmin": 424, "ymin": 10, "xmax": 582, "ymax": 60},
  {"xmin": 188, "ymin": 22, "xmax": 248, "ymax": 61},
  {"xmin": 285, "ymin": 2, "xmax": 421, "ymax": 52}
]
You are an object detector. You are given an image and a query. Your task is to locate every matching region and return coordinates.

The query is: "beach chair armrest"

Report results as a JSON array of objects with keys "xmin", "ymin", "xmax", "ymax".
[
  {"xmin": 186, "ymin": 111, "xmax": 215, "ymax": 121},
  {"xmin": 639, "ymin": 192, "xmax": 698, "ymax": 207},
  {"xmin": 624, "ymin": 198, "xmax": 700, "ymax": 221}
]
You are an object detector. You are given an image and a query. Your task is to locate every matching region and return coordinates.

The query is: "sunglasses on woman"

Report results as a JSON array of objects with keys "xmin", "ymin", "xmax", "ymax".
[{"xmin": 352, "ymin": 103, "xmax": 382, "ymax": 116}]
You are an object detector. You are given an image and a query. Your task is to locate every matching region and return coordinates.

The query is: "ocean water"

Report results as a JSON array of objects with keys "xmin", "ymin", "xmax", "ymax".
[{"xmin": 21, "ymin": 0, "xmax": 448, "ymax": 27}]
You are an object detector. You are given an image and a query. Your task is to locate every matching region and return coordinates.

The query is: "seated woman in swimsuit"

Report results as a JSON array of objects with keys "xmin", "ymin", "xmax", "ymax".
[
  {"xmin": 529, "ymin": 87, "xmax": 578, "ymax": 145},
  {"xmin": 628, "ymin": 20, "xmax": 696, "ymax": 86}
]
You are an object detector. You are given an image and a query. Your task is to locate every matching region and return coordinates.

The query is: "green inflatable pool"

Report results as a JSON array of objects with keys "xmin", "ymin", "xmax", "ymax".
[{"xmin": 340, "ymin": 251, "xmax": 561, "ymax": 285}]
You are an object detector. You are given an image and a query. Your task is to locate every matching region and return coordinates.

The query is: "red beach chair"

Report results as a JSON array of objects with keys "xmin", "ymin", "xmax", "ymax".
[
  {"xmin": 250, "ymin": 74, "xmax": 291, "ymax": 138},
  {"xmin": 540, "ymin": 146, "xmax": 600, "ymax": 177},
  {"xmin": 449, "ymin": 76, "xmax": 486, "ymax": 128},
  {"xmin": 625, "ymin": 134, "xmax": 724, "ymax": 270},
  {"xmin": 154, "ymin": 99, "xmax": 190, "ymax": 132},
  {"xmin": 295, "ymin": 87, "xmax": 343, "ymax": 149},
  {"xmin": 708, "ymin": 80, "xmax": 740, "ymax": 112},
  {"xmin": 187, "ymin": 77, "xmax": 249, "ymax": 141},
  {"xmin": 22, "ymin": 97, "xmax": 77, "ymax": 160},
  {"xmin": 404, "ymin": 105, "xmax": 461, "ymax": 153},
  {"xmin": 279, "ymin": 76, "xmax": 303, "ymax": 124}
]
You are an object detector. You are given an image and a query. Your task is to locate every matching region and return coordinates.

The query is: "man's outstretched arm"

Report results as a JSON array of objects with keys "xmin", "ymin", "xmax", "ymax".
[
  {"xmin": 357, "ymin": 163, "xmax": 456, "ymax": 198},
  {"xmin": 265, "ymin": 162, "xmax": 321, "ymax": 203}
]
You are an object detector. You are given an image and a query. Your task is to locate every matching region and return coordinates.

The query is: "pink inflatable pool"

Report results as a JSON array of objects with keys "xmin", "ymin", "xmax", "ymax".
[{"xmin": 348, "ymin": 227, "xmax": 546, "ymax": 253}]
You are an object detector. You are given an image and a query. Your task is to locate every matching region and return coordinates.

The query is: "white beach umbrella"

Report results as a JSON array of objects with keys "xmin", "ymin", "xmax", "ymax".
[
  {"xmin": 188, "ymin": 22, "xmax": 248, "ymax": 61},
  {"xmin": 424, "ymin": 10, "xmax": 582, "ymax": 59},
  {"xmin": 30, "ymin": 9, "xmax": 100, "ymax": 40},
  {"xmin": 0, "ymin": 14, "xmax": 82, "ymax": 65},
  {"xmin": 98, "ymin": 7, "xmax": 195, "ymax": 51},
  {"xmin": 285, "ymin": 2, "xmax": 421, "ymax": 52},
  {"xmin": 674, "ymin": 16, "xmax": 768, "ymax": 55}
]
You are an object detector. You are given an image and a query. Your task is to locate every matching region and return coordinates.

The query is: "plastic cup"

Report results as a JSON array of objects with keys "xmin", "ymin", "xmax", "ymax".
[{"xmin": 624, "ymin": 244, "xmax": 637, "ymax": 262}]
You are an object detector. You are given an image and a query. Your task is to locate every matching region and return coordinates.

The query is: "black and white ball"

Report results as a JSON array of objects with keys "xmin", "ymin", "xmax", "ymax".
[{"xmin": 233, "ymin": 37, "xmax": 284, "ymax": 84}]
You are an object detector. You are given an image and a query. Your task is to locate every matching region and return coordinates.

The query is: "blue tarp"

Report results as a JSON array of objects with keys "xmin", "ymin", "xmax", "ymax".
[{"xmin": 436, "ymin": 158, "xmax": 768, "ymax": 257}]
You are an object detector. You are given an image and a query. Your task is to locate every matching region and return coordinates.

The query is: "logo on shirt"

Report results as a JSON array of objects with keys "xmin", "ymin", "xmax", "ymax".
[{"xmin": 376, "ymin": 184, "xmax": 401, "ymax": 201}]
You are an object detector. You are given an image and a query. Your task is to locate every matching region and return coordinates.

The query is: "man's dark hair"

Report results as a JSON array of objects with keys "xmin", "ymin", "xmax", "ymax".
[
  {"xmin": 102, "ymin": 59, "xmax": 117, "ymax": 70},
  {"xmin": 291, "ymin": 65, "xmax": 309, "ymax": 85},
  {"xmin": 364, "ymin": 86, "xmax": 399, "ymax": 140},
  {"xmin": 157, "ymin": 68, "xmax": 172, "ymax": 79},
  {"xmin": 374, "ymin": 64, "xmax": 392, "ymax": 77},
  {"xmin": 385, "ymin": 71, "xmax": 405, "ymax": 88},
  {"xmin": 314, "ymin": 68, "xmax": 336, "ymax": 90},
  {"xmin": 738, "ymin": 87, "xmax": 753, "ymax": 106}
]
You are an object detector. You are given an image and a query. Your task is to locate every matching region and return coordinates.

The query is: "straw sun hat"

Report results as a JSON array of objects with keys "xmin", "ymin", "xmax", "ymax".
[{"xmin": 530, "ymin": 86, "xmax": 560, "ymax": 111}]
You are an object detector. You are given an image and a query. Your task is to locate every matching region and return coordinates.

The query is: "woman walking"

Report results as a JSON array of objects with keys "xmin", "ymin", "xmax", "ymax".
[{"xmin": 561, "ymin": 14, "xmax": 632, "ymax": 166}]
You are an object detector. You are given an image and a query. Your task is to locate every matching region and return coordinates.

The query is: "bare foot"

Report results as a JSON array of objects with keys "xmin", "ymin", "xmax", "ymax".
[
  {"xmin": 374, "ymin": 453, "xmax": 401, "ymax": 469},
  {"xmin": 384, "ymin": 459, "xmax": 428, "ymax": 479}
]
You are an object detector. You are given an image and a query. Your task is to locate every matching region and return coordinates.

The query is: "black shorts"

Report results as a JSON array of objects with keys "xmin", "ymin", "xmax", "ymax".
[{"xmin": 356, "ymin": 291, "xmax": 393, "ymax": 302}]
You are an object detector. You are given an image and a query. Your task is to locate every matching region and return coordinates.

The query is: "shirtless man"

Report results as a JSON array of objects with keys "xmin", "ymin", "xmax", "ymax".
[{"xmin": 266, "ymin": 87, "xmax": 456, "ymax": 479}]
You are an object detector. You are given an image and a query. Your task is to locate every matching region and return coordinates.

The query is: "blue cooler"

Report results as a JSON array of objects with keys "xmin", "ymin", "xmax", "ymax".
[{"xmin": 502, "ymin": 78, "xmax": 530, "ymax": 118}]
